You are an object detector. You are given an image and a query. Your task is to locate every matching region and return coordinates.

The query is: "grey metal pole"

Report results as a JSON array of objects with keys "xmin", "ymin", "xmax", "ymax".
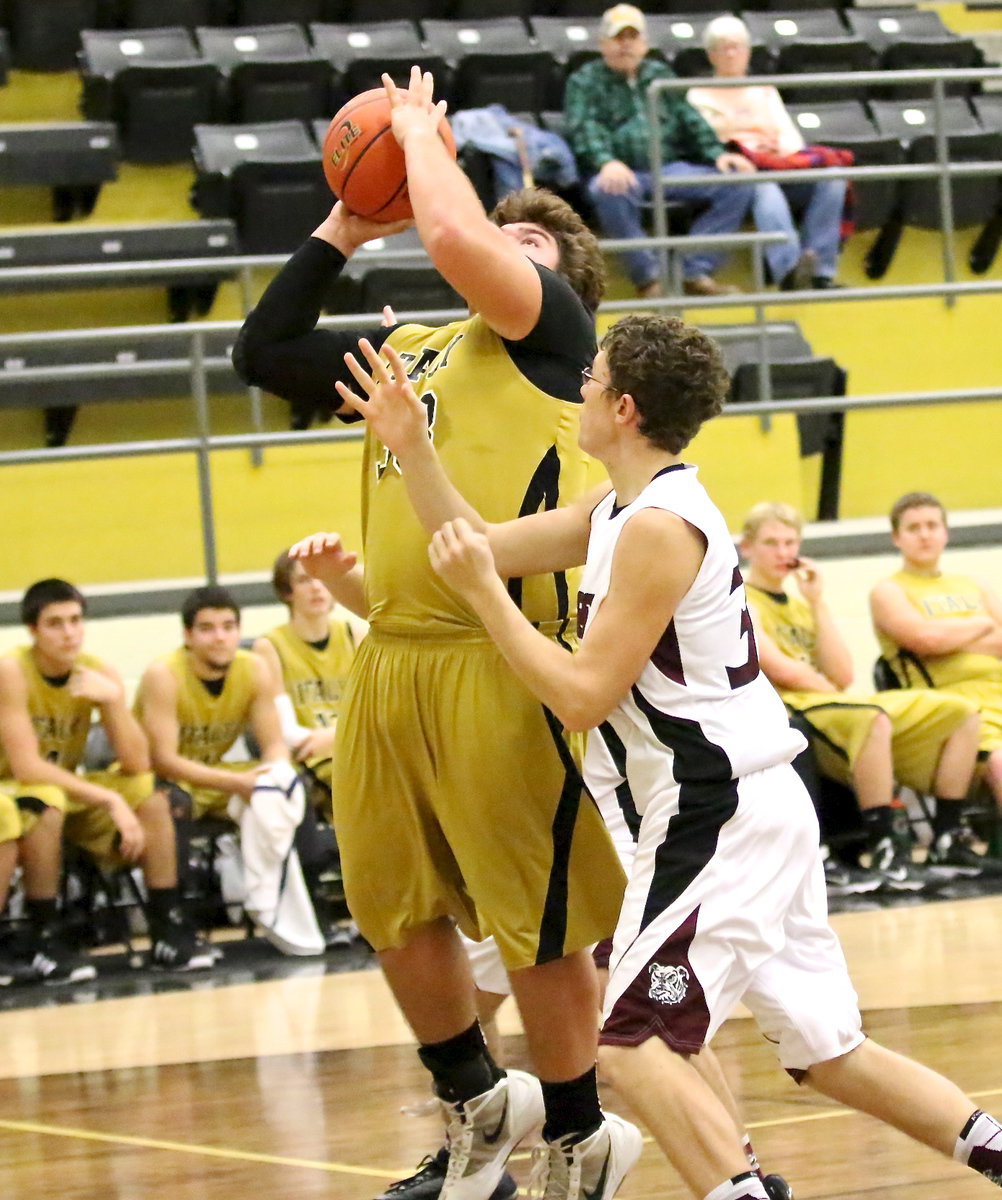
[
  {"xmin": 751, "ymin": 241, "xmax": 772, "ymax": 432},
  {"xmin": 931, "ymin": 77, "xmax": 958, "ymax": 307},
  {"xmin": 189, "ymin": 328, "xmax": 219, "ymax": 584},
  {"xmin": 238, "ymin": 262, "xmax": 265, "ymax": 466}
]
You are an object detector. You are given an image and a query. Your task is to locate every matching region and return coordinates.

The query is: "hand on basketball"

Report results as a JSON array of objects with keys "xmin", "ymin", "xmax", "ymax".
[
  {"xmin": 337, "ymin": 338, "xmax": 430, "ymax": 459},
  {"xmin": 289, "ymin": 532, "xmax": 359, "ymax": 592},
  {"xmin": 383, "ymin": 67, "xmax": 448, "ymax": 149},
  {"xmin": 313, "ymin": 201, "xmax": 413, "ymax": 257},
  {"xmin": 429, "ymin": 519, "xmax": 497, "ymax": 599}
]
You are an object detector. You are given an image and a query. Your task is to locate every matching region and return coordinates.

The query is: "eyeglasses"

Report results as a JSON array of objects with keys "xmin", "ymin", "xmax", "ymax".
[{"xmin": 581, "ymin": 366, "xmax": 620, "ymax": 393}]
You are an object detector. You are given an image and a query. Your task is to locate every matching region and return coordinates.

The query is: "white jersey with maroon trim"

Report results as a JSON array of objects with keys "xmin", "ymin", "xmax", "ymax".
[{"xmin": 579, "ymin": 464, "xmax": 805, "ymax": 813}]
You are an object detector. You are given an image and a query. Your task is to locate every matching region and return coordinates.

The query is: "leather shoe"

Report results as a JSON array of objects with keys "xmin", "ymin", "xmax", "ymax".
[
  {"xmin": 779, "ymin": 249, "xmax": 817, "ymax": 291},
  {"xmin": 636, "ymin": 279, "xmax": 662, "ymax": 299},
  {"xmin": 812, "ymin": 276, "xmax": 844, "ymax": 289},
  {"xmin": 682, "ymin": 275, "xmax": 740, "ymax": 297}
]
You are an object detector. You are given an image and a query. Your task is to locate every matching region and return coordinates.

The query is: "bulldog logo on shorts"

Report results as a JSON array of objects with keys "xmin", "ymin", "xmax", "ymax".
[{"xmin": 648, "ymin": 962, "xmax": 690, "ymax": 1005}]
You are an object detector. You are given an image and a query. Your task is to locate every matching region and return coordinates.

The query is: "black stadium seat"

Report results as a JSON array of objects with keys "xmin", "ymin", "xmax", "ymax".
[
  {"xmin": 309, "ymin": 19, "xmax": 446, "ymax": 104},
  {"xmin": 529, "ymin": 15, "xmax": 602, "ymax": 108},
  {"xmin": 845, "ymin": 8, "xmax": 983, "ymax": 99},
  {"xmin": 6, "ymin": 0, "xmax": 99, "ymax": 71},
  {"xmin": 196, "ymin": 24, "xmax": 334, "ymax": 123},
  {"xmin": 654, "ymin": 12, "xmax": 772, "ymax": 78},
  {"xmin": 113, "ymin": 0, "xmax": 228, "ymax": 29},
  {"xmin": 0, "ymin": 28, "xmax": 10, "ymax": 86},
  {"xmin": 191, "ymin": 120, "xmax": 330, "ymax": 254},
  {"xmin": 79, "ymin": 27, "xmax": 220, "ymax": 163},
  {"xmin": 421, "ymin": 17, "xmax": 554, "ymax": 113}
]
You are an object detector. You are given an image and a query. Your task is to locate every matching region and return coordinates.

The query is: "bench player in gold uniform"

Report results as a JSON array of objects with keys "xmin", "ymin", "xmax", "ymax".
[
  {"xmin": 253, "ymin": 550, "xmax": 365, "ymax": 801},
  {"xmin": 0, "ymin": 579, "xmax": 211, "ymax": 980},
  {"xmin": 740, "ymin": 503, "xmax": 994, "ymax": 884},
  {"xmin": 871, "ymin": 491, "xmax": 1002, "ymax": 857},
  {"xmin": 237, "ymin": 67, "xmax": 637, "ymax": 1200}
]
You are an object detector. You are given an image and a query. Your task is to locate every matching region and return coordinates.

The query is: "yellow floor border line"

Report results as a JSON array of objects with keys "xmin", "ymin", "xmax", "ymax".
[{"xmin": 2, "ymin": 1085, "xmax": 999, "ymax": 1184}]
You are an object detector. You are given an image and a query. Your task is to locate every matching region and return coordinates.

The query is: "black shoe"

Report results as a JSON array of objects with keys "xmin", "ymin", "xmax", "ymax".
[
  {"xmin": 0, "ymin": 953, "xmax": 37, "ymax": 987},
  {"xmin": 763, "ymin": 1174, "xmax": 794, "ymax": 1200},
  {"xmin": 928, "ymin": 828, "xmax": 1002, "ymax": 878},
  {"xmin": 811, "ymin": 276, "xmax": 843, "ymax": 289},
  {"xmin": 823, "ymin": 853, "xmax": 882, "ymax": 897},
  {"xmin": 779, "ymin": 250, "xmax": 816, "ymax": 291},
  {"xmin": 374, "ymin": 1146, "xmax": 517, "ymax": 1200},
  {"xmin": 29, "ymin": 932, "xmax": 98, "ymax": 985},
  {"xmin": 149, "ymin": 908, "xmax": 216, "ymax": 972},
  {"xmin": 870, "ymin": 836, "xmax": 928, "ymax": 892}
]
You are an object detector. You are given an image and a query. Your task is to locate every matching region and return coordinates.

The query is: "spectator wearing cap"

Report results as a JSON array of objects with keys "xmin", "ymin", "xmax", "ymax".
[
  {"xmin": 564, "ymin": 3, "xmax": 756, "ymax": 298},
  {"xmin": 687, "ymin": 15, "xmax": 846, "ymax": 289}
]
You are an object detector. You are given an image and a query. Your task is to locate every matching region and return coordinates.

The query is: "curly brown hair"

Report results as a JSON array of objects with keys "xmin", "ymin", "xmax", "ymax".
[
  {"xmin": 490, "ymin": 188, "xmax": 606, "ymax": 313},
  {"xmin": 601, "ymin": 316, "xmax": 728, "ymax": 453}
]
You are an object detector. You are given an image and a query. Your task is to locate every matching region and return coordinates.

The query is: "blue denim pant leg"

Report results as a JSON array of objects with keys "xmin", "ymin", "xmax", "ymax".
[
  {"xmin": 586, "ymin": 173, "xmax": 658, "ymax": 289},
  {"xmin": 656, "ymin": 161, "xmax": 755, "ymax": 279},
  {"xmin": 752, "ymin": 180, "xmax": 801, "ymax": 283},
  {"xmin": 786, "ymin": 177, "xmax": 847, "ymax": 279}
]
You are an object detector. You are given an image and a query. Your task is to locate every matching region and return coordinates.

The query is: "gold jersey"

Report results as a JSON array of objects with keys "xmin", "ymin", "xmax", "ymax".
[
  {"xmin": 876, "ymin": 569, "xmax": 1002, "ymax": 688},
  {"xmin": 0, "ymin": 646, "xmax": 102, "ymax": 775},
  {"xmin": 363, "ymin": 316, "xmax": 590, "ymax": 637},
  {"xmin": 745, "ymin": 584, "xmax": 818, "ymax": 677},
  {"xmin": 262, "ymin": 620, "xmax": 357, "ymax": 729},
  {"xmin": 152, "ymin": 647, "xmax": 257, "ymax": 764}
]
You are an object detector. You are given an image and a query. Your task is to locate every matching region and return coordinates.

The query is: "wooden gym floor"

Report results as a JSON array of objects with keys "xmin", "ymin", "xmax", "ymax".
[{"xmin": 2, "ymin": 893, "xmax": 1002, "ymax": 1200}]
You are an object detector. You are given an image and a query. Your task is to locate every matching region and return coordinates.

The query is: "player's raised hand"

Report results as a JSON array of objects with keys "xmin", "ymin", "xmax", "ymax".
[
  {"xmin": 289, "ymin": 532, "xmax": 359, "ymax": 590},
  {"xmin": 338, "ymin": 338, "xmax": 430, "ymax": 458},
  {"xmin": 312, "ymin": 201, "xmax": 413, "ymax": 257},
  {"xmin": 429, "ymin": 519, "xmax": 497, "ymax": 598},
  {"xmin": 384, "ymin": 67, "xmax": 448, "ymax": 148}
]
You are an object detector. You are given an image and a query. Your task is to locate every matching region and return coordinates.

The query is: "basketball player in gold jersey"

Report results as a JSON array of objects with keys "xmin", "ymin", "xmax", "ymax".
[
  {"xmin": 0, "ymin": 579, "xmax": 211, "ymax": 980},
  {"xmin": 237, "ymin": 66, "xmax": 638, "ymax": 1200},
  {"xmin": 253, "ymin": 550, "xmax": 366, "ymax": 799},
  {"xmin": 871, "ymin": 491, "xmax": 1002, "ymax": 851},
  {"xmin": 740, "ymin": 503, "xmax": 996, "ymax": 882},
  {"xmin": 136, "ymin": 585, "xmax": 289, "ymax": 817}
]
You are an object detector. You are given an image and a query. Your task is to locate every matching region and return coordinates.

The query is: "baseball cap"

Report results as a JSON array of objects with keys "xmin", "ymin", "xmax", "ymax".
[{"xmin": 601, "ymin": 4, "xmax": 647, "ymax": 39}]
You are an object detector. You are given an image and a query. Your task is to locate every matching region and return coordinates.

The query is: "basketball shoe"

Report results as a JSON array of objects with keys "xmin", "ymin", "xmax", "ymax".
[
  {"xmin": 374, "ymin": 1146, "xmax": 516, "ymax": 1200},
  {"xmin": 440, "ymin": 1068, "xmax": 544, "ymax": 1200},
  {"xmin": 527, "ymin": 1112, "xmax": 643, "ymax": 1200},
  {"xmin": 149, "ymin": 906, "xmax": 216, "ymax": 971}
]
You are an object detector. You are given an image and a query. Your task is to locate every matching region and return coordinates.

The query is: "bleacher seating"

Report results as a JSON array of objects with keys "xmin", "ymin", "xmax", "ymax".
[
  {"xmin": 308, "ymin": 19, "xmax": 445, "ymax": 104},
  {"xmin": 196, "ymin": 23, "xmax": 334, "ymax": 124},
  {"xmin": 0, "ymin": 121, "xmax": 120, "ymax": 220},
  {"xmin": 191, "ymin": 120, "xmax": 330, "ymax": 253},
  {"xmin": 112, "ymin": 0, "xmax": 230, "ymax": 29},
  {"xmin": 0, "ymin": 27, "xmax": 10, "ymax": 86},
  {"xmin": 5, "ymin": 0, "xmax": 100, "ymax": 71},
  {"xmin": 422, "ymin": 17, "xmax": 553, "ymax": 112},
  {"xmin": 79, "ymin": 27, "xmax": 220, "ymax": 163},
  {"xmin": 845, "ymin": 8, "xmax": 983, "ymax": 98}
]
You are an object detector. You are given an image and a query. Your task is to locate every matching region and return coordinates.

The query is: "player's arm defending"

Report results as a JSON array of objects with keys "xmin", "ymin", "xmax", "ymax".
[
  {"xmin": 429, "ymin": 509, "xmax": 704, "ymax": 732},
  {"xmin": 385, "ymin": 68, "xmax": 545, "ymax": 340},
  {"xmin": 336, "ymin": 337, "xmax": 600, "ymax": 577},
  {"xmin": 137, "ymin": 661, "xmax": 261, "ymax": 800},
  {"xmin": 870, "ymin": 579, "xmax": 996, "ymax": 658},
  {"xmin": 0, "ymin": 657, "xmax": 146, "ymax": 860},
  {"xmin": 288, "ymin": 531, "xmax": 368, "ymax": 618},
  {"xmin": 68, "ymin": 660, "xmax": 149, "ymax": 774}
]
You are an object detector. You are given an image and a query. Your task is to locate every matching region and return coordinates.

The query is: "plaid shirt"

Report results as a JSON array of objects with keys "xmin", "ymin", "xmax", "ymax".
[{"xmin": 564, "ymin": 56, "xmax": 725, "ymax": 175}]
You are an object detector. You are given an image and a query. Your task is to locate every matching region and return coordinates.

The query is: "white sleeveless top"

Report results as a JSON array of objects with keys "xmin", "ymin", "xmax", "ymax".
[{"xmin": 579, "ymin": 464, "xmax": 805, "ymax": 815}]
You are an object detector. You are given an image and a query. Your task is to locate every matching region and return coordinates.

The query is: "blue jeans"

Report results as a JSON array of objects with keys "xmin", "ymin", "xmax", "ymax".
[
  {"xmin": 586, "ymin": 161, "xmax": 754, "ymax": 286},
  {"xmin": 753, "ymin": 177, "xmax": 846, "ymax": 283}
]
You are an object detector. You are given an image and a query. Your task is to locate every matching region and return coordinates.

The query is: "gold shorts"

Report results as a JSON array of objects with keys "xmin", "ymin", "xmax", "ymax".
[
  {"xmin": 784, "ymin": 688, "xmax": 977, "ymax": 794},
  {"xmin": 936, "ymin": 680, "xmax": 1002, "ymax": 756},
  {"xmin": 331, "ymin": 630, "xmax": 625, "ymax": 971},
  {"xmin": 0, "ymin": 790, "xmax": 22, "ymax": 844},
  {"xmin": 0, "ymin": 769, "xmax": 153, "ymax": 863}
]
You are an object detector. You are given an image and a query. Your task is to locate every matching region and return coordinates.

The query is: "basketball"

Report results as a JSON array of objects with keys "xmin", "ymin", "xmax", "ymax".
[{"xmin": 322, "ymin": 89, "xmax": 457, "ymax": 223}]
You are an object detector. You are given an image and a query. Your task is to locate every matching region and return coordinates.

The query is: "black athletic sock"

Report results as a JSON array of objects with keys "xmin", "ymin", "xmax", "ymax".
[
  {"xmin": 25, "ymin": 897, "xmax": 59, "ymax": 933},
  {"xmin": 417, "ymin": 1021, "xmax": 503, "ymax": 1104},
  {"xmin": 541, "ymin": 1065, "xmax": 603, "ymax": 1145},
  {"xmin": 932, "ymin": 798, "xmax": 968, "ymax": 840},
  {"xmin": 860, "ymin": 803, "xmax": 898, "ymax": 845},
  {"xmin": 146, "ymin": 886, "xmax": 182, "ymax": 935}
]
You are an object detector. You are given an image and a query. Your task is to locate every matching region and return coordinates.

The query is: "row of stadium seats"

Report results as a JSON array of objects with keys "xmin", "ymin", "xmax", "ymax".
[{"xmin": 0, "ymin": 0, "xmax": 900, "ymax": 71}]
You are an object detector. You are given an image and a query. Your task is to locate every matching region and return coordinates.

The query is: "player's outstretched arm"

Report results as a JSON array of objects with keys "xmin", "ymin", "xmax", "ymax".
[
  {"xmin": 430, "ymin": 508, "xmax": 704, "ymax": 732},
  {"xmin": 288, "ymin": 531, "xmax": 368, "ymax": 618},
  {"xmin": 870, "ymin": 579, "xmax": 994, "ymax": 657},
  {"xmin": 385, "ymin": 67, "xmax": 544, "ymax": 340}
]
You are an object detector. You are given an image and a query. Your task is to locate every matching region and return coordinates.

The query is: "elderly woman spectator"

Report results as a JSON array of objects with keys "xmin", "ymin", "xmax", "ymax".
[{"xmin": 687, "ymin": 15, "xmax": 847, "ymax": 289}]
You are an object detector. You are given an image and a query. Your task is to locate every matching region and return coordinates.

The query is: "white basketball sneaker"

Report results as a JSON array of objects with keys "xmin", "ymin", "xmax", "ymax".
[
  {"xmin": 528, "ymin": 1112, "xmax": 643, "ymax": 1200},
  {"xmin": 440, "ymin": 1068, "xmax": 545, "ymax": 1200}
]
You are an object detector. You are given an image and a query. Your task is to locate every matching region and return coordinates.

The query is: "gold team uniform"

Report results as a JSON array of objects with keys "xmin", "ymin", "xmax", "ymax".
[
  {"xmin": 138, "ymin": 647, "xmax": 258, "ymax": 817},
  {"xmin": 331, "ymin": 311, "xmax": 625, "ymax": 970},
  {"xmin": 876, "ymin": 569, "xmax": 1002, "ymax": 755},
  {"xmin": 746, "ymin": 585, "xmax": 976, "ymax": 791},
  {"xmin": 0, "ymin": 647, "xmax": 151, "ymax": 862},
  {"xmin": 262, "ymin": 619, "xmax": 357, "ymax": 790}
]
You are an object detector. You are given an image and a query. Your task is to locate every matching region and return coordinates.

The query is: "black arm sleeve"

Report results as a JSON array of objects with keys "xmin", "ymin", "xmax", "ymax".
[
  {"xmin": 503, "ymin": 264, "xmax": 596, "ymax": 401},
  {"xmin": 233, "ymin": 237, "xmax": 390, "ymax": 420}
]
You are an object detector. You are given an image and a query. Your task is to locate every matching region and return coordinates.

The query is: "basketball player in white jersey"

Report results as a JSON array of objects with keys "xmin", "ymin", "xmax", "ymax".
[{"xmin": 329, "ymin": 313, "xmax": 1002, "ymax": 1200}]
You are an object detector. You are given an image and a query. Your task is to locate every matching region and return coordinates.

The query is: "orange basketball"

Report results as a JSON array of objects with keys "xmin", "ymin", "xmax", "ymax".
[{"xmin": 322, "ymin": 89, "xmax": 457, "ymax": 223}]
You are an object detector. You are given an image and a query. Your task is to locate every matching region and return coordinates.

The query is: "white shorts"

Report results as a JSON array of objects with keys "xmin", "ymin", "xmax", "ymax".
[
  {"xmin": 601, "ymin": 762, "xmax": 864, "ymax": 1075},
  {"xmin": 461, "ymin": 931, "xmax": 511, "ymax": 997}
]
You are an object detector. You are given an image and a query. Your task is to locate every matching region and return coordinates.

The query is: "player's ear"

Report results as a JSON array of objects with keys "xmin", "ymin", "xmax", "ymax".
[{"xmin": 616, "ymin": 390, "xmax": 638, "ymax": 426}]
